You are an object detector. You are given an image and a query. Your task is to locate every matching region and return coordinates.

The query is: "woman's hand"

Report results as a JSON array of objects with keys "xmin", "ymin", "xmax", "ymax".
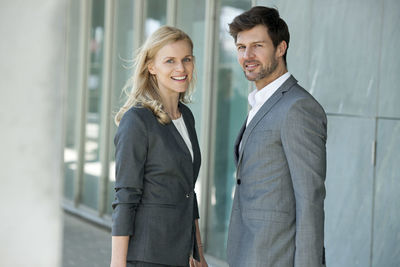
[{"xmin": 189, "ymin": 255, "xmax": 208, "ymax": 267}]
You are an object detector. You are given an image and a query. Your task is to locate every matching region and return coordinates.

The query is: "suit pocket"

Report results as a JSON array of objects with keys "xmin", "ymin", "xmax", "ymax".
[{"xmin": 243, "ymin": 209, "xmax": 290, "ymax": 223}]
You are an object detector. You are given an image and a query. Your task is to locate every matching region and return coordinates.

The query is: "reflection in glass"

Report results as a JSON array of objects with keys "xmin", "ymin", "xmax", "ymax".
[
  {"xmin": 82, "ymin": 0, "xmax": 105, "ymax": 210},
  {"xmin": 64, "ymin": 0, "xmax": 81, "ymax": 201},
  {"xmin": 145, "ymin": 0, "xmax": 167, "ymax": 38},
  {"xmin": 106, "ymin": 0, "xmax": 136, "ymax": 215},
  {"xmin": 176, "ymin": 0, "xmax": 206, "ymax": 146},
  {"xmin": 205, "ymin": 0, "xmax": 251, "ymax": 261}
]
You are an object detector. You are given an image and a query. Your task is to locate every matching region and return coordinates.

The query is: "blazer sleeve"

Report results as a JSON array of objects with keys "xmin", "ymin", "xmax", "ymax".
[
  {"xmin": 112, "ymin": 109, "xmax": 148, "ymax": 236},
  {"xmin": 281, "ymin": 97, "xmax": 327, "ymax": 267}
]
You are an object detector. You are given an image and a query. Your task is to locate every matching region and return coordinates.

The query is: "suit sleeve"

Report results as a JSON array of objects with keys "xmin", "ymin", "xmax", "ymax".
[
  {"xmin": 281, "ymin": 97, "xmax": 327, "ymax": 267},
  {"xmin": 112, "ymin": 109, "xmax": 148, "ymax": 236}
]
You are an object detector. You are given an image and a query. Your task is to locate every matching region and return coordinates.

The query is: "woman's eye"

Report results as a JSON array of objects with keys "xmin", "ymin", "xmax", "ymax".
[
  {"xmin": 166, "ymin": 59, "xmax": 174, "ymax": 63},
  {"xmin": 183, "ymin": 57, "xmax": 192, "ymax": 62}
]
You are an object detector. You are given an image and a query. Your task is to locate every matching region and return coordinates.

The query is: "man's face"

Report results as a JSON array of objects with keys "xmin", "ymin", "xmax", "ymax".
[{"xmin": 236, "ymin": 25, "xmax": 280, "ymax": 88}]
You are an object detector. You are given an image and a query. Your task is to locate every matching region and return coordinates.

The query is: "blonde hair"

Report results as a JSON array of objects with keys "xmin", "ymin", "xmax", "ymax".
[{"xmin": 115, "ymin": 26, "xmax": 195, "ymax": 125}]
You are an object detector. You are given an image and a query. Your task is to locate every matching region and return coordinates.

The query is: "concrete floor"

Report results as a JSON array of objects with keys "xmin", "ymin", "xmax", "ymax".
[{"xmin": 62, "ymin": 212, "xmax": 111, "ymax": 267}]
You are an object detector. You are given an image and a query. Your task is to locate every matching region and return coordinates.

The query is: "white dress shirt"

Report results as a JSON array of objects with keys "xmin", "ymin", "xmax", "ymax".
[{"xmin": 246, "ymin": 72, "xmax": 291, "ymax": 126}]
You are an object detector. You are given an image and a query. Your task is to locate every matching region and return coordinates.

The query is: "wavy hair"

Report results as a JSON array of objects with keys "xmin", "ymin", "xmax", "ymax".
[{"xmin": 115, "ymin": 26, "xmax": 195, "ymax": 125}]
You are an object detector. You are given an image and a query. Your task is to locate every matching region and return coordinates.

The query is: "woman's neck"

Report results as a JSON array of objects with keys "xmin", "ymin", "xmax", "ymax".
[{"xmin": 161, "ymin": 93, "xmax": 181, "ymax": 120}]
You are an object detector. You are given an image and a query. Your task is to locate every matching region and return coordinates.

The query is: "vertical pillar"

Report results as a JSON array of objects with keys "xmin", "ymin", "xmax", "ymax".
[{"xmin": 0, "ymin": 0, "xmax": 68, "ymax": 266}]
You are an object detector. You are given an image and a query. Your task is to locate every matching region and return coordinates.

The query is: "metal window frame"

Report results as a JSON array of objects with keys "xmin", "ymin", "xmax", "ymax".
[
  {"xmin": 98, "ymin": 0, "xmax": 116, "ymax": 217},
  {"xmin": 198, "ymin": 0, "xmax": 255, "ymax": 262},
  {"xmin": 167, "ymin": 0, "xmax": 177, "ymax": 26},
  {"xmin": 197, "ymin": 0, "xmax": 218, "ymax": 248},
  {"xmin": 74, "ymin": 0, "xmax": 92, "ymax": 208}
]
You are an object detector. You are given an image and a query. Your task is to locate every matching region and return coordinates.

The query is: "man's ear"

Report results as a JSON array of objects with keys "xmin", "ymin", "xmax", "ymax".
[{"xmin": 276, "ymin": 41, "xmax": 287, "ymax": 58}]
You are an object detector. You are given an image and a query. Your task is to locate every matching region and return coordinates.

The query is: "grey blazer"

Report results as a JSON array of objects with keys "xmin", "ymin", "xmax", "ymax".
[
  {"xmin": 227, "ymin": 75, "xmax": 327, "ymax": 267},
  {"xmin": 112, "ymin": 103, "xmax": 201, "ymax": 266}
]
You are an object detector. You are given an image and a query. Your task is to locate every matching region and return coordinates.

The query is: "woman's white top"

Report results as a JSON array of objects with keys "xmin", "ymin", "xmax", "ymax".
[{"xmin": 172, "ymin": 115, "xmax": 193, "ymax": 161}]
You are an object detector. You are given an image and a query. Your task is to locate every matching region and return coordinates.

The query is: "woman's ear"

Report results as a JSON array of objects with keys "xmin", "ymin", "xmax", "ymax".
[{"xmin": 148, "ymin": 62, "xmax": 156, "ymax": 75}]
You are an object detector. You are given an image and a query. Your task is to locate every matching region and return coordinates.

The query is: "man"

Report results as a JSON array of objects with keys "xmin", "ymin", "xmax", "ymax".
[{"xmin": 226, "ymin": 6, "xmax": 327, "ymax": 267}]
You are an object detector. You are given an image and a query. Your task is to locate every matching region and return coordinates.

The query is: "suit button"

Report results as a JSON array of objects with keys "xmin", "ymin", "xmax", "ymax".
[
  {"xmin": 237, "ymin": 179, "xmax": 241, "ymax": 185},
  {"xmin": 186, "ymin": 194, "xmax": 190, "ymax": 198}
]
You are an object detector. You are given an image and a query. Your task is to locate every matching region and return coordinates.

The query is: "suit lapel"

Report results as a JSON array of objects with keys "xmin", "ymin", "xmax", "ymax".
[
  {"xmin": 234, "ymin": 118, "xmax": 247, "ymax": 166},
  {"xmin": 237, "ymin": 75, "xmax": 298, "ymax": 165}
]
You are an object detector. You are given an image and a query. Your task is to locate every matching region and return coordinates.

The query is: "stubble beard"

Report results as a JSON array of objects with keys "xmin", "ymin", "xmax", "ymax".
[{"xmin": 243, "ymin": 58, "xmax": 279, "ymax": 82}]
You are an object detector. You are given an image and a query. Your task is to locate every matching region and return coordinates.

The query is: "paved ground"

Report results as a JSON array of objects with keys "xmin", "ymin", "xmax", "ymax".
[
  {"xmin": 62, "ymin": 211, "xmax": 225, "ymax": 267},
  {"xmin": 62, "ymin": 212, "xmax": 111, "ymax": 267}
]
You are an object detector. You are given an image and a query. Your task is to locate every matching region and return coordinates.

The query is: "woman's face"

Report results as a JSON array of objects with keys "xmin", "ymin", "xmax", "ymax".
[{"xmin": 148, "ymin": 40, "xmax": 194, "ymax": 99}]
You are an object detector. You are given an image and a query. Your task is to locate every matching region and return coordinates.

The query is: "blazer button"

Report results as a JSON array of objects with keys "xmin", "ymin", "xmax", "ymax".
[
  {"xmin": 237, "ymin": 179, "xmax": 241, "ymax": 185},
  {"xmin": 186, "ymin": 194, "xmax": 190, "ymax": 198}
]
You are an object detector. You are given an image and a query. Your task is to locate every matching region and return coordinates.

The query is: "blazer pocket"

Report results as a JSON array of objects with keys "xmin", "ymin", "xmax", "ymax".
[{"xmin": 243, "ymin": 209, "xmax": 290, "ymax": 223}]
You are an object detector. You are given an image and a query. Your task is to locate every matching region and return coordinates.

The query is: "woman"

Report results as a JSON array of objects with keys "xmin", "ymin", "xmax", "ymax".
[{"xmin": 110, "ymin": 26, "xmax": 208, "ymax": 267}]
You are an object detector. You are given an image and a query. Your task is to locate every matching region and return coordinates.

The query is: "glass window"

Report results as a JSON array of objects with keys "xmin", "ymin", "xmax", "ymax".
[
  {"xmin": 82, "ymin": 0, "xmax": 106, "ymax": 210},
  {"xmin": 205, "ymin": 0, "xmax": 251, "ymax": 261},
  {"xmin": 145, "ymin": 0, "xmax": 167, "ymax": 38},
  {"xmin": 176, "ymin": 0, "xmax": 206, "ymax": 138},
  {"xmin": 64, "ymin": 0, "xmax": 82, "ymax": 201},
  {"xmin": 106, "ymin": 0, "xmax": 136, "ymax": 215}
]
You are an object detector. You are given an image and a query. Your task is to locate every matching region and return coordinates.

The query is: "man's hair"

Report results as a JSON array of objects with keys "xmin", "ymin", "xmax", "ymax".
[{"xmin": 228, "ymin": 6, "xmax": 290, "ymax": 65}]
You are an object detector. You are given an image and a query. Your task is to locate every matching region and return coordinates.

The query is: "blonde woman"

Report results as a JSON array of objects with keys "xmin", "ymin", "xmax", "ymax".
[{"xmin": 110, "ymin": 26, "xmax": 208, "ymax": 267}]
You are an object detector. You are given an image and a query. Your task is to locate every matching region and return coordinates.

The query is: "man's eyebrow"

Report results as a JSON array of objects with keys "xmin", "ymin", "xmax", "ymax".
[{"xmin": 236, "ymin": 40, "xmax": 266, "ymax": 46}]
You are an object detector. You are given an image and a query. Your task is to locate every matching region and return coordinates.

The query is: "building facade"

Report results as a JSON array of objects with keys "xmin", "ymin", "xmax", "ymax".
[{"xmin": 63, "ymin": 0, "xmax": 400, "ymax": 266}]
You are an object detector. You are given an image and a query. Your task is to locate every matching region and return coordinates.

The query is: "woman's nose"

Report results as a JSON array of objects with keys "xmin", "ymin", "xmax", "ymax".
[{"xmin": 175, "ymin": 62, "xmax": 185, "ymax": 71}]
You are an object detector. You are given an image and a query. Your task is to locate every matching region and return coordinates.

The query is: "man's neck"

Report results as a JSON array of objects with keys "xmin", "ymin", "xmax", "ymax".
[{"xmin": 255, "ymin": 65, "xmax": 288, "ymax": 90}]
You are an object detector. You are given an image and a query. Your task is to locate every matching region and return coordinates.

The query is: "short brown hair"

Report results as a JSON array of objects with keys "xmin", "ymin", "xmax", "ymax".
[{"xmin": 229, "ymin": 6, "xmax": 290, "ymax": 65}]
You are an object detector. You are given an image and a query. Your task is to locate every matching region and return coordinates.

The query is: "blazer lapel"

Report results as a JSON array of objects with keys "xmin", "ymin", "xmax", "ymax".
[
  {"xmin": 234, "ymin": 118, "xmax": 247, "ymax": 166},
  {"xmin": 181, "ymin": 108, "xmax": 201, "ymax": 179},
  {"xmin": 167, "ymin": 122, "xmax": 191, "ymax": 157},
  {"xmin": 237, "ymin": 75, "xmax": 298, "ymax": 165}
]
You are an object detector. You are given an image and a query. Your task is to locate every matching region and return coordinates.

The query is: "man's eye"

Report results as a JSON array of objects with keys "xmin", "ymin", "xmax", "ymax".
[{"xmin": 237, "ymin": 46, "xmax": 245, "ymax": 51}]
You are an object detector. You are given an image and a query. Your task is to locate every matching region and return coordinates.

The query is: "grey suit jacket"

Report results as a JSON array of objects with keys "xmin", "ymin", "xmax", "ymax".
[
  {"xmin": 227, "ymin": 75, "xmax": 327, "ymax": 267},
  {"xmin": 112, "ymin": 103, "xmax": 201, "ymax": 266}
]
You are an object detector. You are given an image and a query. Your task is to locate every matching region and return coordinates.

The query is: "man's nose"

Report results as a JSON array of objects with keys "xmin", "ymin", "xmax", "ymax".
[{"xmin": 243, "ymin": 47, "xmax": 254, "ymax": 59}]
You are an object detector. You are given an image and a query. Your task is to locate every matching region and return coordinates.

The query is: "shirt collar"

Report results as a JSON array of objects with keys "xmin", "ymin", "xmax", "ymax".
[{"xmin": 248, "ymin": 72, "xmax": 291, "ymax": 108}]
